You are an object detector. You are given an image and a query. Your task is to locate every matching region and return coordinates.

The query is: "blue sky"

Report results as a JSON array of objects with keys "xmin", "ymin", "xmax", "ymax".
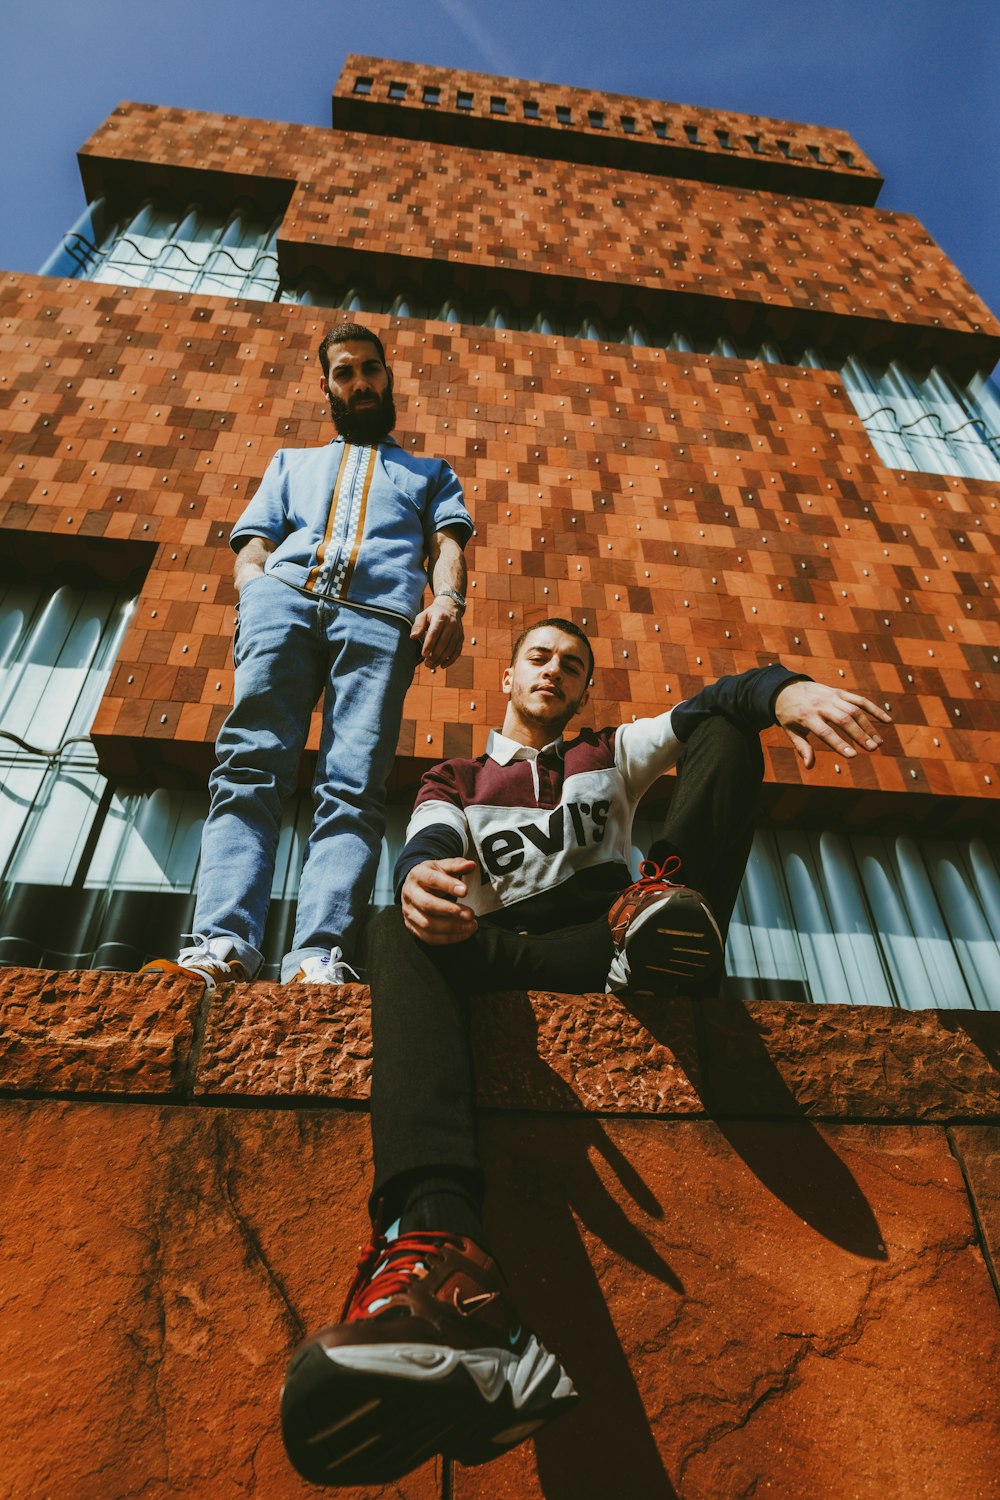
[{"xmin": 4, "ymin": 0, "xmax": 999, "ymax": 331}]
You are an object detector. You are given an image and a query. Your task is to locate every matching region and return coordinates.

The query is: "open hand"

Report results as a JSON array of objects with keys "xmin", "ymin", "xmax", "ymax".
[
  {"xmin": 401, "ymin": 857, "xmax": 479, "ymax": 944},
  {"xmin": 774, "ymin": 680, "xmax": 892, "ymax": 770}
]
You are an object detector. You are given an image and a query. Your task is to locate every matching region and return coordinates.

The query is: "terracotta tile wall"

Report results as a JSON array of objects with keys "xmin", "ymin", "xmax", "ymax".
[
  {"xmin": 335, "ymin": 53, "xmax": 881, "ymax": 188},
  {"xmin": 78, "ymin": 105, "xmax": 999, "ymax": 348},
  {"xmin": 1, "ymin": 275, "xmax": 997, "ymax": 814}
]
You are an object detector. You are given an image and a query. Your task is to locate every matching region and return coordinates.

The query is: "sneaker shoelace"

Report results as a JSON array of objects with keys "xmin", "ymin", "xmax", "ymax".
[
  {"xmin": 323, "ymin": 951, "xmax": 361, "ymax": 983},
  {"xmin": 343, "ymin": 1231, "xmax": 464, "ymax": 1321},
  {"xmin": 610, "ymin": 857, "xmax": 685, "ymax": 948},
  {"xmin": 630, "ymin": 854, "xmax": 684, "ymax": 894},
  {"xmin": 178, "ymin": 932, "xmax": 233, "ymax": 967}
]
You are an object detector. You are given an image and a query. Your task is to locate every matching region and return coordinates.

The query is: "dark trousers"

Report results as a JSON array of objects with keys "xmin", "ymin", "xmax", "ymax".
[{"xmin": 365, "ymin": 716, "xmax": 763, "ymax": 1216}]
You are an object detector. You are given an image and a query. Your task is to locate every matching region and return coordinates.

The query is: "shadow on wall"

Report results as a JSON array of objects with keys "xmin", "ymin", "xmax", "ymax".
[
  {"xmin": 634, "ymin": 996, "xmax": 889, "ymax": 1262},
  {"xmin": 477, "ymin": 993, "xmax": 886, "ymax": 1500}
]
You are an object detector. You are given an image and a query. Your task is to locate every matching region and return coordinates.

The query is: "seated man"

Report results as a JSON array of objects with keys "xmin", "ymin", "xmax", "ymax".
[{"xmin": 280, "ymin": 618, "xmax": 889, "ymax": 1487}]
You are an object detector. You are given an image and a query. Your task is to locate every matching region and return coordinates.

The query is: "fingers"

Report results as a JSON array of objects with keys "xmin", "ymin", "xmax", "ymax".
[
  {"xmin": 777, "ymin": 681, "xmax": 892, "ymax": 764},
  {"xmin": 415, "ymin": 603, "xmax": 464, "ymax": 669},
  {"xmin": 785, "ymin": 726, "xmax": 815, "ymax": 770},
  {"xmin": 401, "ymin": 859, "xmax": 478, "ymax": 945},
  {"xmin": 409, "ymin": 609, "xmax": 427, "ymax": 642},
  {"xmin": 841, "ymin": 692, "xmax": 893, "ymax": 725},
  {"xmin": 403, "ymin": 902, "xmax": 477, "ymax": 944}
]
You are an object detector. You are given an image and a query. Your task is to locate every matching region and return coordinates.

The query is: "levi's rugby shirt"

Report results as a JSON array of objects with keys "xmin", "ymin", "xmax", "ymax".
[{"xmin": 394, "ymin": 663, "xmax": 804, "ymax": 931}]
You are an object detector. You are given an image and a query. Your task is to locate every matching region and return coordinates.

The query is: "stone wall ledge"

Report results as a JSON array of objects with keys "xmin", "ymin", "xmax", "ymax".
[{"xmin": 1, "ymin": 966, "xmax": 997, "ymax": 1121}]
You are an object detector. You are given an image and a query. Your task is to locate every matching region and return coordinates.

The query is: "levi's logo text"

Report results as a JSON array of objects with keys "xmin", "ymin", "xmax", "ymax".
[{"xmin": 479, "ymin": 800, "xmax": 610, "ymax": 878}]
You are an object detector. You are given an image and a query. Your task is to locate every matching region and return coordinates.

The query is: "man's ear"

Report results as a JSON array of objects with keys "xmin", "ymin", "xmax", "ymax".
[
  {"xmin": 501, "ymin": 665, "xmax": 513, "ymax": 697},
  {"xmin": 386, "ymin": 366, "xmax": 394, "ymax": 392},
  {"xmin": 320, "ymin": 375, "xmax": 330, "ymax": 399}
]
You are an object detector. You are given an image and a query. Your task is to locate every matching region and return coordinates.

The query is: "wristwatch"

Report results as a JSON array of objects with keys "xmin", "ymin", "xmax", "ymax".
[{"xmin": 436, "ymin": 588, "xmax": 467, "ymax": 614}]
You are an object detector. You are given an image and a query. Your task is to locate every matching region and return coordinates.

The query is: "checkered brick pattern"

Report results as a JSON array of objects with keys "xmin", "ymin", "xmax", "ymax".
[
  {"xmin": 79, "ymin": 105, "xmax": 998, "ymax": 347},
  {"xmin": 335, "ymin": 54, "xmax": 881, "ymax": 193},
  {"xmin": 1, "ymin": 275, "xmax": 997, "ymax": 815}
]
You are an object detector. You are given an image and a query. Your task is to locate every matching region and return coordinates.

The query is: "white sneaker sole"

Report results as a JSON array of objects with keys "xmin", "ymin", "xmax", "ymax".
[{"xmin": 281, "ymin": 1332, "xmax": 577, "ymax": 1483}]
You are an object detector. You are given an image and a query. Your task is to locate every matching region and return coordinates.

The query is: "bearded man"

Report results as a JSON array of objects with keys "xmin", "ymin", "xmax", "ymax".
[{"xmin": 144, "ymin": 322, "xmax": 472, "ymax": 988}]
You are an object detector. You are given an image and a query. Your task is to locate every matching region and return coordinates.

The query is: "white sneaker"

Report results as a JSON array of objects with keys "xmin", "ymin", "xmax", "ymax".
[
  {"xmin": 287, "ymin": 948, "xmax": 360, "ymax": 985},
  {"xmin": 140, "ymin": 934, "xmax": 248, "ymax": 990}
]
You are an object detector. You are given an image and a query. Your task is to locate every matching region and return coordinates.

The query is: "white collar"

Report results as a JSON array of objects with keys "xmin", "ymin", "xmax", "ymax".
[{"xmin": 485, "ymin": 728, "xmax": 565, "ymax": 765}]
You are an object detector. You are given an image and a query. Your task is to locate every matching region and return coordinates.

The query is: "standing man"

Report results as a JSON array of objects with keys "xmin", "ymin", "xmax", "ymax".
[
  {"xmin": 279, "ymin": 618, "xmax": 891, "ymax": 1487},
  {"xmin": 144, "ymin": 322, "xmax": 473, "ymax": 987}
]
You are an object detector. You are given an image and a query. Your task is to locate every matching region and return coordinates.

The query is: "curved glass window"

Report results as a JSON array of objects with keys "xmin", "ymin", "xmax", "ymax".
[
  {"xmin": 629, "ymin": 819, "xmax": 1000, "ymax": 1010},
  {"xmin": 840, "ymin": 356, "xmax": 1000, "ymax": 479},
  {"xmin": 44, "ymin": 198, "xmax": 281, "ymax": 301}
]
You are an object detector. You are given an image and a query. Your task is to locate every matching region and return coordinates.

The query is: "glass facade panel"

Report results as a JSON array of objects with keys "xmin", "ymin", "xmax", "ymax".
[
  {"xmin": 85, "ymin": 788, "xmax": 207, "ymax": 894},
  {"xmin": 840, "ymin": 357, "xmax": 1000, "ymax": 479},
  {"xmin": 47, "ymin": 199, "xmax": 281, "ymax": 301}
]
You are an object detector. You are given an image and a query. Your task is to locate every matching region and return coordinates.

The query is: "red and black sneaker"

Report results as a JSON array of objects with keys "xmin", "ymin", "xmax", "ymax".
[
  {"xmin": 280, "ymin": 1229, "xmax": 578, "ymax": 1487},
  {"xmin": 606, "ymin": 857, "xmax": 723, "ymax": 997}
]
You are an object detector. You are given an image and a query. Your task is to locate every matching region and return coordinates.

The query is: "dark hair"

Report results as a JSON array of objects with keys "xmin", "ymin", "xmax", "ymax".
[
  {"xmin": 511, "ymin": 617, "xmax": 594, "ymax": 681},
  {"xmin": 318, "ymin": 322, "xmax": 388, "ymax": 377}
]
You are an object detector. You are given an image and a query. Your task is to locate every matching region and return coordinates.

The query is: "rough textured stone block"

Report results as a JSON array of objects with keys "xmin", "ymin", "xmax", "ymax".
[
  {"xmin": 0, "ymin": 968, "xmax": 201, "ymax": 1095},
  {"xmin": 473, "ymin": 990, "xmax": 703, "ymax": 1115},
  {"xmin": 196, "ymin": 982, "xmax": 704, "ymax": 1115},
  {"xmin": 701, "ymin": 999, "xmax": 1000, "ymax": 1120},
  {"xmin": 0, "ymin": 1099, "xmax": 439, "ymax": 1499},
  {"xmin": 460, "ymin": 1116, "xmax": 1000, "ymax": 1499},
  {"xmin": 950, "ymin": 1124, "xmax": 1000, "ymax": 1295},
  {"xmin": 196, "ymin": 979, "xmax": 374, "ymax": 1102}
]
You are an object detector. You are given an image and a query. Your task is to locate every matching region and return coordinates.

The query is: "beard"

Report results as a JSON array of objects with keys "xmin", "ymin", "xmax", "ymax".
[{"xmin": 328, "ymin": 385, "xmax": 397, "ymax": 445}]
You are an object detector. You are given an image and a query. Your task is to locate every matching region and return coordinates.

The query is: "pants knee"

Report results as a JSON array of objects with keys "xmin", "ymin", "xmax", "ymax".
[
  {"xmin": 365, "ymin": 904, "xmax": 408, "ymax": 964},
  {"xmin": 684, "ymin": 713, "xmax": 764, "ymax": 787}
]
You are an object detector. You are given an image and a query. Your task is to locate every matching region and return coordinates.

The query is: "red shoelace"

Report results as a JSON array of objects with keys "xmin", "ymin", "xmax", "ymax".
[
  {"xmin": 343, "ymin": 1231, "xmax": 464, "ymax": 1321},
  {"xmin": 631, "ymin": 854, "xmax": 684, "ymax": 891}
]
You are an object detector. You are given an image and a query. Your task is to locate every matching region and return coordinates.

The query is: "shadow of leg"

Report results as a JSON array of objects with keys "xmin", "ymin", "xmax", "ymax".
[{"xmin": 479, "ymin": 1114, "xmax": 681, "ymax": 1500}]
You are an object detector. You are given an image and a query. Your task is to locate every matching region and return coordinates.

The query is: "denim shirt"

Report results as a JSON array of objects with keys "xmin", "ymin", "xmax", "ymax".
[{"xmin": 231, "ymin": 437, "xmax": 472, "ymax": 623}]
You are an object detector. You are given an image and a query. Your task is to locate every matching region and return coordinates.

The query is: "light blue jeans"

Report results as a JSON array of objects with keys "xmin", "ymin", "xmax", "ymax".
[{"xmin": 193, "ymin": 574, "xmax": 417, "ymax": 979}]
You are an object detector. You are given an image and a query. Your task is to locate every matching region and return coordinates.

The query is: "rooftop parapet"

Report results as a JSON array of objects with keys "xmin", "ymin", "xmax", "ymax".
[{"xmin": 334, "ymin": 54, "xmax": 884, "ymax": 207}]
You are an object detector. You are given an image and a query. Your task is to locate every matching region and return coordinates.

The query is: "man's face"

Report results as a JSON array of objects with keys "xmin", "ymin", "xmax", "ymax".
[
  {"xmin": 321, "ymin": 339, "xmax": 396, "ymax": 444},
  {"xmin": 503, "ymin": 628, "xmax": 591, "ymax": 734}
]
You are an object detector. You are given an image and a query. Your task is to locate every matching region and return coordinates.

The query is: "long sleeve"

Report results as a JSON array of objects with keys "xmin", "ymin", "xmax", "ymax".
[{"xmin": 615, "ymin": 663, "xmax": 810, "ymax": 801}]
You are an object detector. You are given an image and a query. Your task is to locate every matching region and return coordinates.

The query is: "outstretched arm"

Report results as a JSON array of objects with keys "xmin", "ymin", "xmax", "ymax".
[
  {"xmin": 774, "ymin": 680, "xmax": 891, "ymax": 770},
  {"xmin": 410, "ymin": 527, "xmax": 468, "ymax": 669}
]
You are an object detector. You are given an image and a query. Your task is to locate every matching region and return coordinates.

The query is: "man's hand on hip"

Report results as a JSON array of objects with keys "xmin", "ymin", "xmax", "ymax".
[
  {"xmin": 411, "ymin": 598, "xmax": 464, "ymax": 669},
  {"xmin": 401, "ymin": 858, "xmax": 478, "ymax": 943},
  {"xmin": 774, "ymin": 680, "xmax": 892, "ymax": 770},
  {"xmin": 233, "ymin": 535, "xmax": 275, "ymax": 593}
]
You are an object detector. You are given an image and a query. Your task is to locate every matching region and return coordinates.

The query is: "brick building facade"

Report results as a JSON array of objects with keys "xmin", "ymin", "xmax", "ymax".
[{"xmin": 2, "ymin": 54, "xmax": 998, "ymax": 996}]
